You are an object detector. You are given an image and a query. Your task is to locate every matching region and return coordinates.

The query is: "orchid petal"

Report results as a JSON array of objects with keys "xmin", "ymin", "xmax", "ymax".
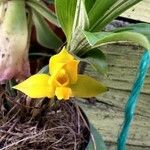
[
  {"xmin": 55, "ymin": 87, "xmax": 72, "ymax": 100},
  {"xmin": 13, "ymin": 74, "xmax": 54, "ymax": 98},
  {"xmin": 48, "ymin": 63, "xmax": 65, "ymax": 85},
  {"xmin": 65, "ymin": 60, "xmax": 80, "ymax": 84},
  {"xmin": 71, "ymin": 75, "xmax": 107, "ymax": 98},
  {"xmin": 49, "ymin": 47, "xmax": 74, "ymax": 74}
]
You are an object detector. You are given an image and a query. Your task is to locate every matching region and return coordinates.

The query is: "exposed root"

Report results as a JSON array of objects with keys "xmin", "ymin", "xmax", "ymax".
[{"xmin": 0, "ymin": 90, "xmax": 90, "ymax": 150}]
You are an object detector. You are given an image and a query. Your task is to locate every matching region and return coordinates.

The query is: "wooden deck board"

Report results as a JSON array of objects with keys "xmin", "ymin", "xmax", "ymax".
[
  {"xmin": 79, "ymin": 44, "xmax": 150, "ymax": 149},
  {"xmin": 121, "ymin": 0, "xmax": 150, "ymax": 23}
]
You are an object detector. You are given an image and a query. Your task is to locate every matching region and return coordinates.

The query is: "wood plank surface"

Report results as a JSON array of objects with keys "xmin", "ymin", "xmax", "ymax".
[
  {"xmin": 121, "ymin": 0, "xmax": 150, "ymax": 23},
  {"xmin": 79, "ymin": 44, "xmax": 150, "ymax": 149}
]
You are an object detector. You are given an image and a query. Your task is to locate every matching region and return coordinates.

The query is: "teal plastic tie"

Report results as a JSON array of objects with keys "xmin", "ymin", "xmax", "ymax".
[{"xmin": 117, "ymin": 50, "xmax": 150, "ymax": 150}]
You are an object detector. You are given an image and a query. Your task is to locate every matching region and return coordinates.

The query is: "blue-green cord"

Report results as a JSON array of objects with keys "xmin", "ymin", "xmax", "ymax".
[{"xmin": 117, "ymin": 50, "xmax": 150, "ymax": 150}]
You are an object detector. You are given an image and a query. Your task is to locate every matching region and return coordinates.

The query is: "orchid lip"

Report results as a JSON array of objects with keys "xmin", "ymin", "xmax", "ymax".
[{"xmin": 55, "ymin": 69, "xmax": 70, "ymax": 86}]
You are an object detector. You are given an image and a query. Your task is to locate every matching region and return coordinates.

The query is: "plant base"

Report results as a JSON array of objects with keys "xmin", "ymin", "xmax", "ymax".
[{"xmin": 0, "ymin": 96, "xmax": 90, "ymax": 150}]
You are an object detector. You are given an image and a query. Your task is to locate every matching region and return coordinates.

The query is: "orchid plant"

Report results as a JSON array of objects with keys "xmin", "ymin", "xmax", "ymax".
[
  {"xmin": 1, "ymin": 0, "xmax": 150, "ymax": 83},
  {"xmin": 1, "ymin": 0, "xmax": 150, "ymax": 150}
]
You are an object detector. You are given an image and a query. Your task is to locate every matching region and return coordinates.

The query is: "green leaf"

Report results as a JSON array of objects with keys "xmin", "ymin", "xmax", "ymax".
[
  {"xmin": 83, "ymin": 31, "xmax": 111, "ymax": 46},
  {"xmin": 38, "ymin": 65, "xmax": 49, "ymax": 74},
  {"xmin": 88, "ymin": 0, "xmax": 118, "ymax": 30},
  {"xmin": 71, "ymin": 75, "xmax": 107, "ymax": 98},
  {"xmin": 6, "ymin": 80, "xmax": 17, "ymax": 97},
  {"xmin": 29, "ymin": 53, "xmax": 51, "ymax": 57},
  {"xmin": 26, "ymin": 0, "xmax": 59, "ymax": 26},
  {"xmin": 55, "ymin": 0, "xmax": 77, "ymax": 45},
  {"xmin": 85, "ymin": 0, "xmax": 96, "ymax": 12},
  {"xmin": 87, "ymin": 123, "xmax": 106, "ymax": 150},
  {"xmin": 89, "ymin": 0, "xmax": 142, "ymax": 31},
  {"xmin": 32, "ymin": 9, "xmax": 62, "ymax": 49},
  {"xmin": 81, "ymin": 48, "xmax": 108, "ymax": 74},
  {"xmin": 113, "ymin": 23, "xmax": 150, "ymax": 41},
  {"xmin": 70, "ymin": 0, "xmax": 89, "ymax": 52},
  {"xmin": 84, "ymin": 31, "xmax": 150, "ymax": 50},
  {"xmin": 73, "ymin": 0, "xmax": 89, "ymax": 30},
  {"xmin": 95, "ymin": 31, "xmax": 150, "ymax": 50},
  {"xmin": 46, "ymin": 0, "xmax": 54, "ymax": 4}
]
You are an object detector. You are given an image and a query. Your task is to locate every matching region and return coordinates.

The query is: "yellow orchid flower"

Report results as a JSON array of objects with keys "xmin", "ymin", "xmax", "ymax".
[{"xmin": 13, "ymin": 47, "xmax": 107, "ymax": 100}]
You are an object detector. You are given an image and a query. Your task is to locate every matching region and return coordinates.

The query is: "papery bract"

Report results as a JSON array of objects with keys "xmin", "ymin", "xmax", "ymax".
[
  {"xmin": 0, "ymin": 1, "xmax": 30, "ymax": 84},
  {"xmin": 0, "ymin": 29, "xmax": 30, "ymax": 84}
]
